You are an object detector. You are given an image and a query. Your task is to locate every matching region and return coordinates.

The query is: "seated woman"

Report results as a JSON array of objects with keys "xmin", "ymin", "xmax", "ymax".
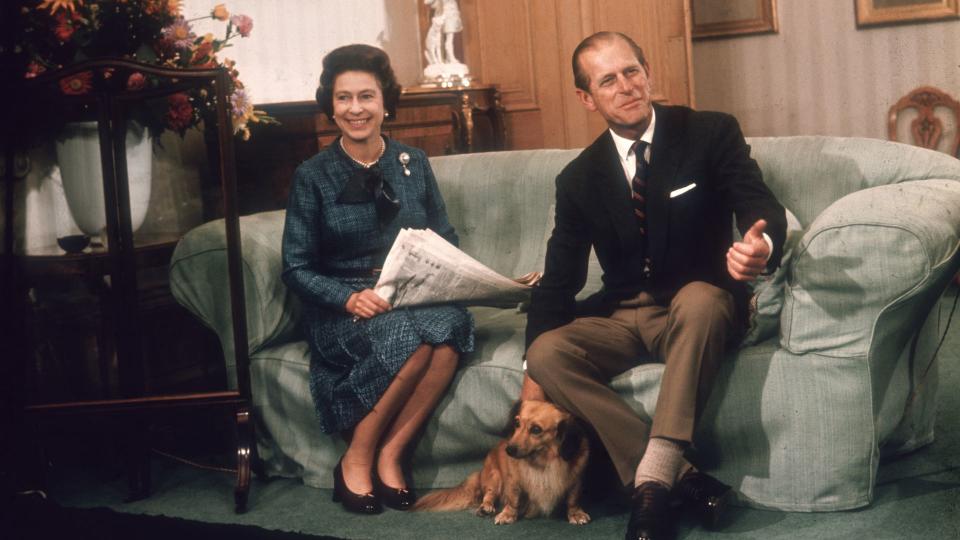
[{"xmin": 281, "ymin": 44, "xmax": 474, "ymax": 514}]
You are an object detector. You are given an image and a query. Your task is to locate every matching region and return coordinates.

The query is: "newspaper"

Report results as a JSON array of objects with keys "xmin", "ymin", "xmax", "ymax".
[{"xmin": 374, "ymin": 228, "xmax": 537, "ymax": 308}]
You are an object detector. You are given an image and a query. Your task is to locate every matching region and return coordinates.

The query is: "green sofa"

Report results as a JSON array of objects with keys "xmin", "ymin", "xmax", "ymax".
[{"xmin": 169, "ymin": 136, "xmax": 960, "ymax": 511}]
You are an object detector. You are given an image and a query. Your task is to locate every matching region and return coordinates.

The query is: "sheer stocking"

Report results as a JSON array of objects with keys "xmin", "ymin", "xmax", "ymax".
[
  {"xmin": 341, "ymin": 344, "xmax": 432, "ymax": 494},
  {"xmin": 376, "ymin": 344, "xmax": 459, "ymax": 488}
]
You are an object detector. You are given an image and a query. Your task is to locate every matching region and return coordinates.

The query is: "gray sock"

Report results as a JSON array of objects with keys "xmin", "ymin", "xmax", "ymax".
[{"xmin": 634, "ymin": 437, "xmax": 689, "ymax": 489}]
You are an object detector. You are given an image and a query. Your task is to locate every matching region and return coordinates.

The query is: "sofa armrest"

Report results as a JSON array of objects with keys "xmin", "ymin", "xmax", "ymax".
[
  {"xmin": 781, "ymin": 180, "xmax": 960, "ymax": 358},
  {"xmin": 169, "ymin": 210, "xmax": 300, "ymax": 384}
]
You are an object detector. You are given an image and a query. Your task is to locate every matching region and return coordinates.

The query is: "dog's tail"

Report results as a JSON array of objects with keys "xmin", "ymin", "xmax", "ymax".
[{"xmin": 411, "ymin": 471, "xmax": 481, "ymax": 511}]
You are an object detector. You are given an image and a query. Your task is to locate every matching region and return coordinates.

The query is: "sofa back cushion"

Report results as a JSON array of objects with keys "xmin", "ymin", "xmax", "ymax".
[
  {"xmin": 428, "ymin": 148, "xmax": 580, "ymax": 278},
  {"xmin": 745, "ymin": 136, "xmax": 960, "ymax": 226}
]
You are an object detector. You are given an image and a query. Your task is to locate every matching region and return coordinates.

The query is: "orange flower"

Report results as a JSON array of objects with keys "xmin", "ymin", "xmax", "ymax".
[
  {"xmin": 37, "ymin": 0, "xmax": 83, "ymax": 14},
  {"xmin": 59, "ymin": 71, "xmax": 93, "ymax": 95},
  {"xmin": 144, "ymin": 0, "xmax": 179, "ymax": 15},
  {"xmin": 212, "ymin": 4, "xmax": 229, "ymax": 21},
  {"xmin": 190, "ymin": 40, "xmax": 214, "ymax": 67},
  {"xmin": 165, "ymin": 0, "xmax": 182, "ymax": 16}
]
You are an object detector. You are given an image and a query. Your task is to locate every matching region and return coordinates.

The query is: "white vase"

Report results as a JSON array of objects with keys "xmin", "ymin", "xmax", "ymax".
[{"xmin": 55, "ymin": 121, "xmax": 153, "ymax": 238}]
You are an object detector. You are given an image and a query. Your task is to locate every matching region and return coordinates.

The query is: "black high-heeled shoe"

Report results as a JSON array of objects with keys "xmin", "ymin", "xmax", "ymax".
[
  {"xmin": 373, "ymin": 473, "xmax": 416, "ymax": 511},
  {"xmin": 332, "ymin": 459, "xmax": 382, "ymax": 514}
]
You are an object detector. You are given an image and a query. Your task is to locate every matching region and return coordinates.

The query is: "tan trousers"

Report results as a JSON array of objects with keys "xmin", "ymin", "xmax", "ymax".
[{"xmin": 526, "ymin": 281, "xmax": 737, "ymax": 487}]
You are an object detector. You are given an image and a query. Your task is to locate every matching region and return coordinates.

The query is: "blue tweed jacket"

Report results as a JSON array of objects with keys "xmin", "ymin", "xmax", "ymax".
[{"xmin": 281, "ymin": 137, "xmax": 459, "ymax": 311}]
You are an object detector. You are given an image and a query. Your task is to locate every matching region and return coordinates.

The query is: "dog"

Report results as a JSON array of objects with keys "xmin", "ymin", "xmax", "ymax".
[{"xmin": 413, "ymin": 400, "xmax": 591, "ymax": 525}]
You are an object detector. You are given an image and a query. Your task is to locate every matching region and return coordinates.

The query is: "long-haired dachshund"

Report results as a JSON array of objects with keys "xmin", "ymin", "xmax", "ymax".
[{"xmin": 413, "ymin": 400, "xmax": 591, "ymax": 525}]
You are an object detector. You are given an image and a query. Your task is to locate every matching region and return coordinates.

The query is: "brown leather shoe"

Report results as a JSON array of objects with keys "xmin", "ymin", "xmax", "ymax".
[
  {"xmin": 674, "ymin": 470, "xmax": 733, "ymax": 530},
  {"xmin": 624, "ymin": 481, "xmax": 675, "ymax": 540}
]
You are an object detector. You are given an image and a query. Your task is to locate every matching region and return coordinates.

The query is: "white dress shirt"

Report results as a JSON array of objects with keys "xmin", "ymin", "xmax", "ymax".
[{"xmin": 606, "ymin": 107, "xmax": 773, "ymax": 260}]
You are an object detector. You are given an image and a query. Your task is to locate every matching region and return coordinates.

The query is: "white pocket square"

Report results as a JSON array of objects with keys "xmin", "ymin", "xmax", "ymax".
[{"xmin": 669, "ymin": 183, "xmax": 697, "ymax": 198}]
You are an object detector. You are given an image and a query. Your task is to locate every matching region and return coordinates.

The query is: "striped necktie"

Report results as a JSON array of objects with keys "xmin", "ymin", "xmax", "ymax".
[{"xmin": 631, "ymin": 141, "xmax": 649, "ymax": 236}]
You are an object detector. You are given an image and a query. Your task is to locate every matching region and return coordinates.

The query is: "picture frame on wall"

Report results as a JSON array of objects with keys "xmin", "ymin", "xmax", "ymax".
[
  {"xmin": 691, "ymin": 0, "xmax": 779, "ymax": 40},
  {"xmin": 855, "ymin": 0, "xmax": 959, "ymax": 27}
]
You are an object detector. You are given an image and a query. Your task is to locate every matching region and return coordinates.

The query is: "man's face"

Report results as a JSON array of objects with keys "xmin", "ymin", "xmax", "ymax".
[{"xmin": 575, "ymin": 37, "xmax": 653, "ymax": 139}]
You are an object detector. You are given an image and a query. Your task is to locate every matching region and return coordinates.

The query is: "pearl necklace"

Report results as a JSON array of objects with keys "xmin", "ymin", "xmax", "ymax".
[{"xmin": 340, "ymin": 136, "xmax": 385, "ymax": 168}]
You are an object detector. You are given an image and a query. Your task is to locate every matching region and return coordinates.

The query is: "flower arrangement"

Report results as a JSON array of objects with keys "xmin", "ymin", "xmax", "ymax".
[{"xmin": 18, "ymin": 0, "xmax": 274, "ymax": 140}]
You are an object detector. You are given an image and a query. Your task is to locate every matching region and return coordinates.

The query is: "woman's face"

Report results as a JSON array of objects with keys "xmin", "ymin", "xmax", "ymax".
[{"xmin": 332, "ymin": 70, "xmax": 385, "ymax": 145}]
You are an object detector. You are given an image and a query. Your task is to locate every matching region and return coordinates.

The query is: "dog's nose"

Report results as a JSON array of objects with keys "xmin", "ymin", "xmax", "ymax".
[{"xmin": 506, "ymin": 445, "xmax": 519, "ymax": 458}]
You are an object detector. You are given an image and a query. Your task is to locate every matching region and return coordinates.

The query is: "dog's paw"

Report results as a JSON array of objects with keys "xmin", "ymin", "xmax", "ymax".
[
  {"xmin": 493, "ymin": 510, "xmax": 517, "ymax": 525},
  {"xmin": 567, "ymin": 508, "xmax": 591, "ymax": 525},
  {"xmin": 475, "ymin": 503, "xmax": 496, "ymax": 517}
]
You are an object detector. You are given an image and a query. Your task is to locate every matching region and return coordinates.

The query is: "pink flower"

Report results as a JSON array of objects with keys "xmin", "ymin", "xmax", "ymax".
[
  {"xmin": 59, "ymin": 71, "xmax": 93, "ymax": 95},
  {"xmin": 162, "ymin": 16, "xmax": 196, "ymax": 49},
  {"xmin": 166, "ymin": 92, "xmax": 194, "ymax": 131},
  {"xmin": 230, "ymin": 88, "xmax": 252, "ymax": 119},
  {"xmin": 230, "ymin": 14, "xmax": 253, "ymax": 37},
  {"xmin": 126, "ymin": 72, "xmax": 146, "ymax": 91},
  {"xmin": 25, "ymin": 62, "xmax": 45, "ymax": 79}
]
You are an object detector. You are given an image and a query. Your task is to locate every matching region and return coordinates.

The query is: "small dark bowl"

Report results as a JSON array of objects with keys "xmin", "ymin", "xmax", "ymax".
[{"xmin": 57, "ymin": 234, "xmax": 91, "ymax": 254}]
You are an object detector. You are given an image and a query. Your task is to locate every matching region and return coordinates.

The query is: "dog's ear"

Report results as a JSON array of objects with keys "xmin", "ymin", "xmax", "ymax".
[
  {"xmin": 502, "ymin": 400, "xmax": 523, "ymax": 437},
  {"xmin": 557, "ymin": 416, "xmax": 585, "ymax": 462}
]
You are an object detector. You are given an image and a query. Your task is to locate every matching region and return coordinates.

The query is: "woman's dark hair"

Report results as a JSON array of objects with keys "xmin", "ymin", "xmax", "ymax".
[{"xmin": 315, "ymin": 44, "xmax": 402, "ymax": 121}]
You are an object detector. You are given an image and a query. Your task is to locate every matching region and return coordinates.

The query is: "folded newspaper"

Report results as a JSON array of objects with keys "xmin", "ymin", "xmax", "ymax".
[{"xmin": 374, "ymin": 228, "xmax": 537, "ymax": 308}]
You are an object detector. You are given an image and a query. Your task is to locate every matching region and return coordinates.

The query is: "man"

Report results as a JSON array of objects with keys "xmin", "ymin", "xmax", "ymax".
[{"xmin": 522, "ymin": 32, "xmax": 786, "ymax": 540}]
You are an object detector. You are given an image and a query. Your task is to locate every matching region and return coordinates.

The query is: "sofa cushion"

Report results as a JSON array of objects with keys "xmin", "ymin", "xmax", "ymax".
[
  {"xmin": 739, "ymin": 207, "xmax": 804, "ymax": 347},
  {"xmin": 781, "ymin": 180, "xmax": 960, "ymax": 356},
  {"xmin": 250, "ymin": 306, "xmax": 526, "ymax": 489}
]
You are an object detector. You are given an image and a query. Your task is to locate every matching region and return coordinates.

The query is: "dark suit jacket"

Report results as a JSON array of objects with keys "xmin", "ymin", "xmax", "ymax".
[{"xmin": 525, "ymin": 103, "xmax": 787, "ymax": 350}]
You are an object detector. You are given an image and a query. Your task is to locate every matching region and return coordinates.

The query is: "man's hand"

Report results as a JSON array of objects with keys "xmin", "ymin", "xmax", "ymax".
[
  {"xmin": 345, "ymin": 289, "xmax": 392, "ymax": 319},
  {"xmin": 727, "ymin": 219, "xmax": 770, "ymax": 282},
  {"xmin": 520, "ymin": 373, "xmax": 547, "ymax": 402}
]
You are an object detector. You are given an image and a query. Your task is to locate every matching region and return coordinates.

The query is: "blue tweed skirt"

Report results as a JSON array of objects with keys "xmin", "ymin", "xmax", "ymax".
[{"xmin": 303, "ymin": 277, "xmax": 475, "ymax": 433}]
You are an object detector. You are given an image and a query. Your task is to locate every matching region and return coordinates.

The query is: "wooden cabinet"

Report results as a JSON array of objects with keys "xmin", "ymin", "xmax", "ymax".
[
  {"xmin": 234, "ymin": 85, "xmax": 505, "ymax": 215},
  {"xmin": 8, "ymin": 60, "xmax": 254, "ymax": 511}
]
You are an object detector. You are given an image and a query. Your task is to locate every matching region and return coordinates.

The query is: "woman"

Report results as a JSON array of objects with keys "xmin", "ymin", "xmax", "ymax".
[{"xmin": 281, "ymin": 44, "xmax": 474, "ymax": 514}]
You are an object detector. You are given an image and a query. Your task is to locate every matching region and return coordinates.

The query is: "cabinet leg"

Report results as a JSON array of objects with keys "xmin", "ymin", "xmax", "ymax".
[
  {"xmin": 234, "ymin": 407, "xmax": 251, "ymax": 513},
  {"xmin": 123, "ymin": 422, "xmax": 151, "ymax": 502}
]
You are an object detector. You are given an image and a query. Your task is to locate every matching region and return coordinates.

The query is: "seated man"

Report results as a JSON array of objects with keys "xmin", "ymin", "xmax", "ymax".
[{"xmin": 522, "ymin": 31, "xmax": 786, "ymax": 540}]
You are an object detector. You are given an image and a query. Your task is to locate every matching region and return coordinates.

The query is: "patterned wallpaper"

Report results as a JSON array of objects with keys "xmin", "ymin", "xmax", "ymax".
[{"xmin": 692, "ymin": 0, "xmax": 960, "ymax": 143}]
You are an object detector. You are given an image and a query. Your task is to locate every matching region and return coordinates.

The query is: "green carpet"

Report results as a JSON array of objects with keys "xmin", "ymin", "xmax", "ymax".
[{"xmin": 33, "ymin": 290, "xmax": 960, "ymax": 539}]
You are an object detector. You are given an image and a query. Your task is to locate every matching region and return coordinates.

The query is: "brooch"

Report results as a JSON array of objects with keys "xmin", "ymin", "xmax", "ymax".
[{"xmin": 399, "ymin": 152, "xmax": 411, "ymax": 176}]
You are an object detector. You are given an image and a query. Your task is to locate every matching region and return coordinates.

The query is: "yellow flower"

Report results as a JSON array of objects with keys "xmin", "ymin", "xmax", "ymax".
[
  {"xmin": 37, "ymin": 0, "xmax": 83, "ymax": 14},
  {"xmin": 212, "ymin": 4, "xmax": 229, "ymax": 21}
]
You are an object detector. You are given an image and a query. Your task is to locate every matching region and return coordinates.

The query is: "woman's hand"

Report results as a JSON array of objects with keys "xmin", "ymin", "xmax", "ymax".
[{"xmin": 345, "ymin": 289, "xmax": 392, "ymax": 320}]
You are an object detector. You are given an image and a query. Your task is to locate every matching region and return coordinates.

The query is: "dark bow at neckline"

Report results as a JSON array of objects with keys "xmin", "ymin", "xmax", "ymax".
[{"xmin": 336, "ymin": 165, "xmax": 401, "ymax": 227}]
